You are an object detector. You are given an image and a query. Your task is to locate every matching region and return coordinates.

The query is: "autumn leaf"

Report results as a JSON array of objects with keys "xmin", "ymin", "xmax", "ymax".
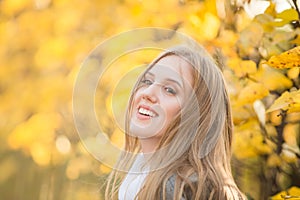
[
  {"xmin": 227, "ymin": 58, "xmax": 257, "ymax": 78},
  {"xmin": 267, "ymin": 46, "xmax": 300, "ymax": 69},
  {"xmin": 267, "ymin": 154, "xmax": 282, "ymax": 167},
  {"xmin": 273, "ymin": 8, "xmax": 299, "ymax": 27},
  {"xmin": 264, "ymin": 1, "xmax": 276, "ymax": 17},
  {"xmin": 0, "ymin": 0, "xmax": 32, "ymax": 17},
  {"xmin": 260, "ymin": 30, "xmax": 295, "ymax": 58},
  {"xmin": 185, "ymin": 11, "xmax": 220, "ymax": 41},
  {"xmin": 287, "ymin": 67, "xmax": 300, "ymax": 79},
  {"xmin": 236, "ymin": 21, "xmax": 264, "ymax": 59},
  {"xmin": 254, "ymin": 13, "xmax": 274, "ymax": 32},
  {"xmin": 233, "ymin": 119, "xmax": 272, "ymax": 159},
  {"xmin": 283, "ymin": 124, "xmax": 300, "ymax": 150},
  {"xmin": 236, "ymin": 81, "xmax": 269, "ymax": 105},
  {"xmin": 253, "ymin": 100, "xmax": 266, "ymax": 126},
  {"xmin": 231, "ymin": 104, "xmax": 255, "ymax": 124},
  {"xmin": 251, "ymin": 64, "xmax": 293, "ymax": 91},
  {"xmin": 271, "ymin": 186, "xmax": 300, "ymax": 200},
  {"xmin": 282, "ymin": 143, "xmax": 299, "ymax": 163},
  {"xmin": 7, "ymin": 112, "xmax": 61, "ymax": 151},
  {"xmin": 291, "ymin": 29, "xmax": 300, "ymax": 45},
  {"xmin": 266, "ymin": 90, "xmax": 300, "ymax": 113}
]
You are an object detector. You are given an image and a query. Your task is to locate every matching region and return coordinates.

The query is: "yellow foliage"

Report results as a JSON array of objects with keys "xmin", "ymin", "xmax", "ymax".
[
  {"xmin": 265, "ymin": 124, "xmax": 278, "ymax": 138},
  {"xmin": 100, "ymin": 164, "xmax": 112, "ymax": 174},
  {"xmin": 291, "ymin": 29, "xmax": 300, "ymax": 45},
  {"xmin": 0, "ymin": 0, "xmax": 32, "ymax": 16},
  {"xmin": 281, "ymin": 147, "xmax": 298, "ymax": 163},
  {"xmin": 231, "ymin": 104, "xmax": 255, "ymax": 124},
  {"xmin": 0, "ymin": 156, "xmax": 18, "ymax": 184},
  {"xmin": 35, "ymin": 0, "xmax": 51, "ymax": 9},
  {"xmin": 227, "ymin": 58, "xmax": 257, "ymax": 78},
  {"xmin": 237, "ymin": 81, "xmax": 269, "ymax": 105},
  {"xmin": 236, "ymin": 22, "xmax": 264, "ymax": 58},
  {"xmin": 264, "ymin": 1, "xmax": 276, "ymax": 17},
  {"xmin": 253, "ymin": 100, "xmax": 266, "ymax": 126},
  {"xmin": 267, "ymin": 46, "xmax": 300, "ymax": 69},
  {"xmin": 53, "ymin": 8, "xmax": 83, "ymax": 34},
  {"xmin": 30, "ymin": 142, "xmax": 52, "ymax": 166},
  {"xmin": 236, "ymin": 10, "xmax": 252, "ymax": 32},
  {"xmin": 233, "ymin": 134, "xmax": 257, "ymax": 159},
  {"xmin": 83, "ymin": 134, "xmax": 119, "ymax": 167},
  {"xmin": 202, "ymin": 12, "xmax": 221, "ymax": 40},
  {"xmin": 212, "ymin": 30, "xmax": 239, "ymax": 58},
  {"xmin": 7, "ymin": 112, "xmax": 61, "ymax": 150},
  {"xmin": 233, "ymin": 119, "xmax": 272, "ymax": 159},
  {"xmin": 185, "ymin": 11, "xmax": 220, "ymax": 41},
  {"xmin": 267, "ymin": 154, "xmax": 282, "ymax": 167},
  {"xmin": 283, "ymin": 124, "xmax": 300, "ymax": 148},
  {"xmin": 110, "ymin": 128, "xmax": 125, "ymax": 148},
  {"xmin": 34, "ymin": 37, "xmax": 69, "ymax": 70},
  {"xmin": 274, "ymin": 9, "xmax": 299, "ymax": 27},
  {"xmin": 267, "ymin": 90, "xmax": 300, "ymax": 113},
  {"xmin": 286, "ymin": 112, "xmax": 300, "ymax": 123},
  {"xmin": 269, "ymin": 110, "xmax": 283, "ymax": 126},
  {"xmin": 287, "ymin": 67, "xmax": 300, "ymax": 79},
  {"xmin": 254, "ymin": 13, "xmax": 274, "ymax": 32},
  {"xmin": 252, "ymin": 64, "xmax": 293, "ymax": 91},
  {"xmin": 66, "ymin": 156, "xmax": 92, "ymax": 180},
  {"xmin": 271, "ymin": 186, "xmax": 300, "ymax": 200},
  {"xmin": 260, "ymin": 30, "xmax": 295, "ymax": 58}
]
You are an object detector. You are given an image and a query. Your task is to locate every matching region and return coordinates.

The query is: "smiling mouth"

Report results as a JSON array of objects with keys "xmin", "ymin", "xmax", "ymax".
[{"xmin": 138, "ymin": 107, "xmax": 157, "ymax": 117}]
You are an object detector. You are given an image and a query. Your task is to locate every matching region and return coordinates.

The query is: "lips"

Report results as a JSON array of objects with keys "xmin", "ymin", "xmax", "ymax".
[{"xmin": 137, "ymin": 105, "xmax": 158, "ymax": 119}]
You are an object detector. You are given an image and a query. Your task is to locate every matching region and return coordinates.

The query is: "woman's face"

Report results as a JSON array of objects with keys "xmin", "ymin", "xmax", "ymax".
[{"xmin": 129, "ymin": 55, "xmax": 194, "ymax": 140}]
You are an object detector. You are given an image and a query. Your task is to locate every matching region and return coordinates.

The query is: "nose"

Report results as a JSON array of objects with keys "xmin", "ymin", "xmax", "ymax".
[{"xmin": 140, "ymin": 84, "xmax": 159, "ymax": 103}]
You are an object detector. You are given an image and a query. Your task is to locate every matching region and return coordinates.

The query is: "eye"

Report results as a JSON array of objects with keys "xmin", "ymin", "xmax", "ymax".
[
  {"xmin": 141, "ymin": 79, "xmax": 153, "ymax": 85},
  {"xmin": 164, "ymin": 87, "xmax": 176, "ymax": 95}
]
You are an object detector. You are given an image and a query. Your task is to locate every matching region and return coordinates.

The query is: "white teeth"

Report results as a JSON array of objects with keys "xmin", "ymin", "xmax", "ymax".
[{"xmin": 138, "ymin": 107, "xmax": 156, "ymax": 117}]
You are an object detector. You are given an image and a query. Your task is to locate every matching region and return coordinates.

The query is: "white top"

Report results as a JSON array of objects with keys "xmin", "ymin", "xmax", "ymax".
[{"xmin": 118, "ymin": 154, "xmax": 149, "ymax": 200}]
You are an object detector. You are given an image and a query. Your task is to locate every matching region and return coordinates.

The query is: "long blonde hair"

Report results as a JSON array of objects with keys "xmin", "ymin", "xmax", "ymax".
[{"xmin": 105, "ymin": 45, "xmax": 244, "ymax": 199}]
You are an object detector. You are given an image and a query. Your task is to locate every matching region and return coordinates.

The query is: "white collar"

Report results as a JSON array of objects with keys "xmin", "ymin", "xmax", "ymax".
[{"xmin": 118, "ymin": 154, "xmax": 149, "ymax": 200}]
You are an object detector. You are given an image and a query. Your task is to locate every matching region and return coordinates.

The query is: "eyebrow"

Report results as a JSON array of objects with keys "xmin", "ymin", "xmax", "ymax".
[{"xmin": 145, "ymin": 71, "xmax": 183, "ymax": 89}]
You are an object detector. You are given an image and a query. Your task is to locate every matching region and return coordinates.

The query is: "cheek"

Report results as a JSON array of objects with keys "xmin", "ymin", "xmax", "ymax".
[
  {"xmin": 131, "ymin": 91, "xmax": 141, "ymax": 107},
  {"xmin": 164, "ymin": 100, "xmax": 182, "ymax": 120}
]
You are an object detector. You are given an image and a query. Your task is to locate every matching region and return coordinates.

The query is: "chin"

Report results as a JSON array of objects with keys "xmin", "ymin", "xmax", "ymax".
[{"xmin": 129, "ymin": 122, "xmax": 164, "ymax": 139}]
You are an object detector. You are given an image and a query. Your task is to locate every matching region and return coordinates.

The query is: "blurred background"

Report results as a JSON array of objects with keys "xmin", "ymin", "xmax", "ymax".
[{"xmin": 0, "ymin": 0, "xmax": 300, "ymax": 199}]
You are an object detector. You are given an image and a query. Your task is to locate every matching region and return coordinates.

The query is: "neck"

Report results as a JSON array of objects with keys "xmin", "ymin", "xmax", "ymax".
[{"xmin": 139, "ymin": 137, "xmax": 160, "ymax": 153}]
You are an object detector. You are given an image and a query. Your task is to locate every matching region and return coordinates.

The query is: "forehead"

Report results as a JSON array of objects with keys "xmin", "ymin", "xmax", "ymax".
[{"xmin": 148, "ymin": 55, "xmax": 194, "ymax": 84}]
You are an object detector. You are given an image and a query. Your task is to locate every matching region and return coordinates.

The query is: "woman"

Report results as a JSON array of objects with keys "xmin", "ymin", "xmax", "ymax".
[{"xmin": 105, "ymin": 45, "xmax": 245, "ymax": 200}]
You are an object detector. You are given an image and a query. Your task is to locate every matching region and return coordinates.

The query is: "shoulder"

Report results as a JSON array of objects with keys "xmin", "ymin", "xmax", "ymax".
[
  {"xmin": 164, "ymin": 175, "xmax": 245, "ymax": 200},
  {"xmin": 164, "ymin": 174, "xmax": 196, "ymax": 200}
]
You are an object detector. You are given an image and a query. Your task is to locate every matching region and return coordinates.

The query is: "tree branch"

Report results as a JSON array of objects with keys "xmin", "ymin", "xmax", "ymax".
[{"xmin": 275, "ymin": 110, "xmax": 287, "ymax": 155}]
